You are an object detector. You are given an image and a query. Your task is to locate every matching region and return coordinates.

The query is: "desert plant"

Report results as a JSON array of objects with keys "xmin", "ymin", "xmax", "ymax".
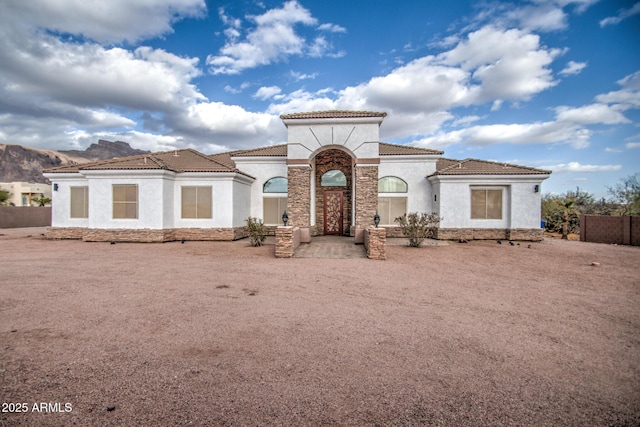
[
  {"xmin": 607, "ymin": 172, "xmax": 640, "ymax": 216},
  {"xmin": 394, "ymin": 211, "xmax": 442, "ymax": 247},
  {"xmin": 558, "ymin": 198, "xmax": 576, "ymax": 240},
  {"xmin": 32, "ymin": 195, "xmax": 52, "ymax": 207},
  {"xmin": 245, "ymin": 216, "xmax": 267, "ymax": 247}
]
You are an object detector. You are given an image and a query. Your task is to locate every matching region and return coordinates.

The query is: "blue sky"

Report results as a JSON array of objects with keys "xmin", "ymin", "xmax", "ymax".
[{"xmin": 0, "ymin": 0, "xmax": 638, "ymax": 197}]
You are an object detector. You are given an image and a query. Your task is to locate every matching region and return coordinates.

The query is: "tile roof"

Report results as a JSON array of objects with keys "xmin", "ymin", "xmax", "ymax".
[
  {"xmin": 44, "ymin": 149, "xmax": 251, "ymax": 176},
  {"xmin": 280, "ymin": 110, "xmax": 387, "ymax": 120},
  {"xmin": 228, "ymin": 144, "xmax": 288, "ymax": 157},
  {"xmin": 431, "ymin": 158, "xmax": 551, "ymax": 176},
  {"xmin": 379, "ymin": 142, "xmax": 442, "ymax": 156}
]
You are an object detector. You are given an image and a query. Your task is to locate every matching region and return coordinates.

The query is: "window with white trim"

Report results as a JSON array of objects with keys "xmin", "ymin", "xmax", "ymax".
[
  {"xmin": 112, "ymin": 184, "xmax": 138, "ymax": 219},
  {"xmin": 263, "ymin": 177, "xmax": 287, "ymax": 225},
  {"xmin": 471, "ymin": 188, "xmax": 503, "ymax": 219},
  {"xmin": 378, "ymin": 176, "xmax": 408, "ymax": 225},
  {"xmin": 181, "ymin": 186, "xmax": 212, "ymax": 219},
  {"xmin": 70, "ymin": 186, "xmax": 88, "ymax": 218}
]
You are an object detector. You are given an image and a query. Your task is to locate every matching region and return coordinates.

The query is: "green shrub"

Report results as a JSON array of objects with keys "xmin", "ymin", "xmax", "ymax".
[
  {"xmin": 245, "ymin": 216, "xmax": 267, "ymax": 247},
  {"xmin": 394, "ymin": 212, "xmax": 442, "ymax": 247}
]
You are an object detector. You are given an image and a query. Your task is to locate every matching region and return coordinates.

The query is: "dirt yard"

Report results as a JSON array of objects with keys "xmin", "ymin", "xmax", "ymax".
[{"xmin": 1, "ymin": 228, "xmax": 639, "ymax": 426}]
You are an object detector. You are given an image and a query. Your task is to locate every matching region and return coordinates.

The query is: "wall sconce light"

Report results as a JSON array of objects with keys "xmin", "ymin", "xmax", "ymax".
[
  {"xmin": 374, "ymin": 212, "xmax": 380, "ymax": 228},
  {"xmin": 534, "ymin": 185, "xmax": 539, "ymax": 193},
  {"xmin": 434, "ymin": 194, "xmax": 437, "ymax": 202},
  {"xmin": 282, "ymin": 211, "xmax": 288, "ymax": 226},
  {"xmin": 53, "ymin": 183, "xmax": 58, "ymax": 191}
]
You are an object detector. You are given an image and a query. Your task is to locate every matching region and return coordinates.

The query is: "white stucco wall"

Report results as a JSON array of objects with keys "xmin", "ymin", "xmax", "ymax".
[
  {"xmin": 43, "ymin": 173, "xmax": 89, "ymax": 228},
  {"xmin": 429, "ymin": 175, "xmax": 548, "ymax": 229},
  {"xmin": 47, "ymin": 170, "xmax": 255, "ymax": 230},
  {"xmin": 284, "ymin": 118, "xmax": 382, "ymax": 160},
  {"xmin": 379, "ymin": 157, "xmax": 438, "ymax": 214},
  {"xmin": 82, "ymin": 170, "xmax": 171, "ymax": 229},
  {"xmin": 232, "ymin": 157, "xmax": 287, "ymax": 221}
]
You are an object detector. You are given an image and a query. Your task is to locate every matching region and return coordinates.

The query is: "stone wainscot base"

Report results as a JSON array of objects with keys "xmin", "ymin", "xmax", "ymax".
[
  {"xmin": 435, "ymin": 228, "xmax": 544, "ymax": 241},
  {"xmin": 46, "ymin": 227, "xmax": 249, "ymax": 243}
]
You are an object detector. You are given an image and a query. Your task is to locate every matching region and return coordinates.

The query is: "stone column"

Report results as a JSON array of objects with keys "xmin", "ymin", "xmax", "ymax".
[
  {"xmin": 275, "ymin": 226, "xmax": 294, "ymax": 258},
  {"xmin": 365, "ymin": 226, "xmax": 386, "ymax": 260},
  {"xmin": 354, "ymin": 165, "xmax": 378, "ymax": 243},
  {"xmin": 287, "ymin": 165, "xmax": 311, "ymax": 228}
]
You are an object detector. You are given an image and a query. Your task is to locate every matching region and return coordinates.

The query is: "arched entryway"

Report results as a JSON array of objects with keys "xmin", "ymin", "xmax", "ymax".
[{"xmin": 314, "ymin": 148, "xmax": 353, "ymax": 236}]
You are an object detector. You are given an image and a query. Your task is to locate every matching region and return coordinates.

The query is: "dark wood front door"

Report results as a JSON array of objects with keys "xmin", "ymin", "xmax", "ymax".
[{"xmin": 324, "ymin": 191, "xmax": 343, "ymax": 235}]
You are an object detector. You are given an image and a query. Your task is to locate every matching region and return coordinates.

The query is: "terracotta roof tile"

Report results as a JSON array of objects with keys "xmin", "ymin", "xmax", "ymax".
[
  {"xmin": 379, "ymin": 142, "xmax": 443, "ymax": 156},
  {"xmin": 229, "ymin": 144, "xmax": 288, "ymax": 157},
  {"xmin": 44, "ymin": 149, "xmax": 253, "ymax": 176},
  {"xmin": 431, "ymin": 158, "xmax": 551, "ymax": 176},
  {"xmin": 280, "ymin": 110, "xmax": 387, "ymax": 120}
]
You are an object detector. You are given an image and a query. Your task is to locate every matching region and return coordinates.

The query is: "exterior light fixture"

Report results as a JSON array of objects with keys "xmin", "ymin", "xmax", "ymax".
[
  {"xmin": 534, "ymin": 185, "xmax": 540, "ymax": 193},
  {"xmin": 53, "ymin": 183, "xmax": 59, "ymax": 191},
  {"xmin": 374, "ymin": 212, "xmax": 380, "ymax": 228},
  {"xmin": 282, "ymin": 211, "xmax": 288, "ymax": 226}
]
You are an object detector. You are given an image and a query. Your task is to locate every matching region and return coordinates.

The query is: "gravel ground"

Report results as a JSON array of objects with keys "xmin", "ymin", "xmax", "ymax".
[{"xmin": 1, "ymin": 228, "xmax": 639, "ymax": 426}]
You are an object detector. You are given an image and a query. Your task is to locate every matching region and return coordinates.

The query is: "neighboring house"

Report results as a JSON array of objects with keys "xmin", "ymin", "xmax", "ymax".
[
  {"xmin": 43, "ymin": 111, "xmax": 550, "ymax": 242},
  {"xmin": 0, "ymin": 181, "xmax": 52, "ymax": 206}
]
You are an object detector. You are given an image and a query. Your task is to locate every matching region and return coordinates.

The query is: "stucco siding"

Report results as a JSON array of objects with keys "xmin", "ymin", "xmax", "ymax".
[
  {"xmin": 233, "ymin": 158, "xmax": 286, "ymax": 221},
  {"xmin": 431, "ymin": 176, "xmax": 546, "ymax": 230},
  {"xmin": 286, "ymin": 121, "xmax": 381, "ymax": 160},
  {"xmin": 379, "ymin": 158, "xmax": 437, "ymax": 214},
  {"xmin": 44, "ymin": 174, "xmax": 89, "ymax": 228}
]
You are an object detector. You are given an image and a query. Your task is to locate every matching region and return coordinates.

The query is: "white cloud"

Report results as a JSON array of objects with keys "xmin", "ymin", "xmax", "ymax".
[
  {"xmin": 560, "ymin": 60, "xmax": 587, "ymax": 76},
  {"xmin": 317, "ymin": 23, "xmax": 346, "ymax": 33},
  {"xmin": 555, "ymin": 103, "xmax": 630, "ymax": 125},
  {"xmin": 0, "ymin": 0, "xmax": 206, "ymax": 44},
  {"xmin": 412, "ymin": 121, "xmax": 591, "ymax": 150},
  {"xmin": 600, "ymin": 2, "xmax": 640, "ymax": 27},
  {"xmin": 504, "ymin": 3, "xmax": 568, "ymax": 32},
  {"xmin": 541, "ymin": 162, "xmax": 622, "ymax": 173},
  {"xmin": 179, "ymin": 102, "xmax": 285, "ymax": 150},
  {"xmin": 595, "ymin": 71, "xmax": 640, "ymax": 107},
  {"xmin": 207, "ymin": 0, "xmax": 343, "ymax": 75},
  {"xmin": 604, "ymin": 147, "xmax": 622, "ymax": 153},
  {"xmin": 626, "ymin": 142, "xmax": 640, "ymax": 149},
  {"xmin": 290, "ymin": 71, "xmax": 318, "ymax": 81},
  {"xmin": 438, "ymin": 26, "xmax": 560, "ymax": 103},
  {"xmin": 253, "ymin": 86, "xmax": 282, "ymax": 100}
]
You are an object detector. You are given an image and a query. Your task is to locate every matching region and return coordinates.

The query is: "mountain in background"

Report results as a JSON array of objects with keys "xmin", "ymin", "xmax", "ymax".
[{"xmin": 0, "ymin": 140, "xmax": 151, "ymax": 184}]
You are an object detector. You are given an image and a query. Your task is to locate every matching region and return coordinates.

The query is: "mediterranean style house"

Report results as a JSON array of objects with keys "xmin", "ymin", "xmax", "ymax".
[{"xmin": 43, "ymin": 111, "xmax": 550, "ymax": 243}]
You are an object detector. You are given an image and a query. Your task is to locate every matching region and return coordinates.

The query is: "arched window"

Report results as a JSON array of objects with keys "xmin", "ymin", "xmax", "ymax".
[
  {"xmin": 378, "ymin": 176, "xmax": 408, "ymax": 226},
  {"xmin": 263, "ymin": 177, "xmax": 287, "ymax": 225},
  {"xmin": 263, "ymin": 176, "xmax": 288, "ymax": 193},
  {"xmin": 378, "ymin": 176, "xmax": 407, "ymax": 193},
  {"xmin": 321, "ymin": 170, "xmax": 346, "ymax": 187}
]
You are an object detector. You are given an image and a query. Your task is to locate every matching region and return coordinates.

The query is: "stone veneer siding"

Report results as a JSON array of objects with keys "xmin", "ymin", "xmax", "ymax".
[
  {"xmin": 364, "ymin": 226, "xmax": 386, "ymax": 260},
  {"xmin": 287, "ymin": 166, "xmax": 311, "ymax": 228},
  {"xmin": 275, "ymin": 226, "xmax": 296, "ymax": 258},
  {"xmin": 47, "ymin": 227, "xmax": 247, "ymax": 242},
  {"xmin": 314, "ymin": 149, "xmax": 352, "ymax": 236},
  {"xmin": 435, "ymin": 228, "xmax": 543, "ymax": 241},
  {"xmin": 354, "ymin": 165, "xmax": 379, "ymax": 243},
  {"xmin": 46, "ymin": 227, "xmax": 86, "ymax": 240}
]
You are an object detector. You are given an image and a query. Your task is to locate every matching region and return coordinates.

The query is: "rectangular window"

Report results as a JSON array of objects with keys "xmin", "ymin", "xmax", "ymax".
[
  {"xmin": 377, "ymin": 197, "xmax": 407, "ymax": 225},
  {"xmin": 263, "ymin": 197, "xmax": 287, "ymax": 225},
  {"xmin": 181, "ymin": 186, "xmax": 212, "ymax": 219},
  {"xmin": 70, "ymin": 186, "xmax": 88, "ymax": 218},
  {"xmin": 471, "ymin": 189, "xmax": 503, "ymax": 219},
  {"xmin": 113, "ymin": 184, "xmax": 138, "ymax": 219}
]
